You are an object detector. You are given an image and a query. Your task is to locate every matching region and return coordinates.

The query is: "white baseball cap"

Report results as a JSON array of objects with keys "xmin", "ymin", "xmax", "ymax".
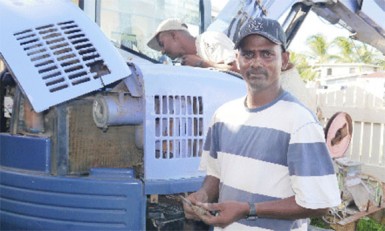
[{"xmin": 147, "ymin": 18, "xmax": 189, "ymax": 51}]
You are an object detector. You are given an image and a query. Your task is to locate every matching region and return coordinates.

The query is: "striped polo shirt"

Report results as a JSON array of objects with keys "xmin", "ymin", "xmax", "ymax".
[{"xmin": 200, "ymin": 91, "xmax": 341, "ymax": 231}]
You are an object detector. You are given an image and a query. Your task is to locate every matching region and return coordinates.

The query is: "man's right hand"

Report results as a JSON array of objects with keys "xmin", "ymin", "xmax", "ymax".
[{"xmin": 183, "ymin": 190, "xmax": 208, "ymax": 220}]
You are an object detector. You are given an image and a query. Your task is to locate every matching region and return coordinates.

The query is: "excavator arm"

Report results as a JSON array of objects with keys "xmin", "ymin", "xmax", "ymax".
[{"xmin": 210, "ymin": 0, "xmax": 385, "ymax": 54}]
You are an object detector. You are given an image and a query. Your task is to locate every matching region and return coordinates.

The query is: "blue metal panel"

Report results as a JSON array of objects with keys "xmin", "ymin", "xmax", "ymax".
[
  {"xmin": 0, "ymin": 133, "xmax": 51, "ymax": 172},
  {"xmin": 144, "ymin": 176, "xmax": 204, "ymax": 195},
  {"xmin": 0, "ymin": 167, "xmax": 145, "ymax": 230}
]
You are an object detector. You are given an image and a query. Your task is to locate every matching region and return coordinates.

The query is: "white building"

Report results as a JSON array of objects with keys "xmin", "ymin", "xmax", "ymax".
[
  {"xmin": 311, "ymin": 63, "xmax": 385, "ymax": 103},
  {"xmin": 313, "ymin": 63, "xmax": 381, "ymax": 87}
]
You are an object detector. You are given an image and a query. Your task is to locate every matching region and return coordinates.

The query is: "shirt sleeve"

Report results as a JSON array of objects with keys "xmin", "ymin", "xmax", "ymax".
[
  {"xmin": 288, "ymin": 122, "xmax": 342, "ymax": 209},
  {"xmin": 196, "ymin": 31, "xmax": 236, "ymax": 65}
]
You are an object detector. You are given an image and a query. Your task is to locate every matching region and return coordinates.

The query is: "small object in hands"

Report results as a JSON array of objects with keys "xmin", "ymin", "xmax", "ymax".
[{"xmin": 179, "ymin": 195, "xmax": 217, "ymax": 216}]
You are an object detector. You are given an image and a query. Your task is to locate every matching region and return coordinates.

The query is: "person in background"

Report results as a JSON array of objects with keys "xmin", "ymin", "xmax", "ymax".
[
  {"xmin": 182, "ymin": 17, "xmax": 341, "ymax": 230},
  {"xmin": 147, "ymin": 18, "xmax": 239, "ymax": 73}
]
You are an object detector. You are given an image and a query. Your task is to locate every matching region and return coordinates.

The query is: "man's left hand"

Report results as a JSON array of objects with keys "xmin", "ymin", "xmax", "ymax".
[
  {"xmin": 194, "ymin": 201, "xmax": 249, "ymax": 228},
  {"xmin": 181, "ymin": 55, "xmax": 204, "ymax": 67}
]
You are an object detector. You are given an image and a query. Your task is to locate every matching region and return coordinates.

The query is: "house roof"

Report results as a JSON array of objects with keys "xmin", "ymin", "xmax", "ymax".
[
  {"xmin": 313, "ymin": 63, "xmax": 380, "ymax": 68},
  {"xmin": 365, "ymin": 71, "xmax": 385, "ymax": 78}
]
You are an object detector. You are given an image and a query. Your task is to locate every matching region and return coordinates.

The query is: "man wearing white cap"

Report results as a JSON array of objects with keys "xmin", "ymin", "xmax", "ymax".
[{"xmin": 147, "ymin": 18, "xmax": 239, "ymax": 72}]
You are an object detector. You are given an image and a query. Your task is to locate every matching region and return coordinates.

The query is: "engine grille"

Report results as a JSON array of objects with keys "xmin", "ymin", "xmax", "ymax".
[
  {"xmin": 14, "ymin": 21, "xmax": 110, "ymax": 93},
  {"xmin": 154, "ymin": 95, "xmax": 204, "ymax": 159},
  {"xmin": 66, "ymin": 98, "xmax": 143, "ymax": 176}
]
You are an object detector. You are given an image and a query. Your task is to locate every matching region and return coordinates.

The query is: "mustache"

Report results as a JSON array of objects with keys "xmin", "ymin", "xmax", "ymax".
[{"xmin": 246, "ymin": 67, "xmax": 268, "ymax": 76}]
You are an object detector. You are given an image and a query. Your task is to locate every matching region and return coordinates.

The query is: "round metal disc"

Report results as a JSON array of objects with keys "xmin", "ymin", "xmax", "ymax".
[{"xmin": 324, "ymin": 112, "xmax": 353, "ymax": 158}]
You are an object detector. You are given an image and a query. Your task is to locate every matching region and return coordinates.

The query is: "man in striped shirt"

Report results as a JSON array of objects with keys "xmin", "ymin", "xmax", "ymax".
[{"xmin": 182, "ymin": 17, "xmax": 341, "ymax": 231}]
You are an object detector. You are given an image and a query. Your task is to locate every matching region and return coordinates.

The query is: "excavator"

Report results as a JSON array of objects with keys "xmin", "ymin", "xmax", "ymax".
[{"xmin": 0, "ymin": 0, "xmax": 384, "ymax": 230}]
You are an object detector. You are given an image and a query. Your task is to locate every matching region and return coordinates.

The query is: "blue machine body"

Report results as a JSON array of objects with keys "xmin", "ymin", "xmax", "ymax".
[{"xmin": 0, "ymin": 134, "xmax": 146, "ymax": 230}]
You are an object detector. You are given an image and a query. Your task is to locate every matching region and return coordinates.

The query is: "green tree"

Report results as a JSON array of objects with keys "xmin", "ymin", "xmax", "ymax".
[
  {"xmin": 306, "ymin": 34, "xmax": 335, "ymax": 63},
  {"xmin": 292, "ymin": 33, "xmax": 385, "ymax": 83},
  {"xmin": 375, "ymin": 57, "xmax": 385, "ymax": 69},
  {"xmin": 332, "ymin": 36, "xmax": 385, "ymax": 68},
  {"xmin": 290, "ymin": 51, "xmax": 318, "ymax": 82},
  {"xmin": 332, "ymin": 36, "xmax": 357, "ymax": 62},
  {"xmin": 356, "ymin": 43, "xmax": 375, "ymax": 64}
]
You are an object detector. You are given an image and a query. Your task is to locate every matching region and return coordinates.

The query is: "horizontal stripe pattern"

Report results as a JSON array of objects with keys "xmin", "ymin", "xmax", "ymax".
[
  {"xmin": 213, "ymin": 95, "xmax": 320, "ymax": 137},
  {"xmin": 199, "ymin": 148, "xmax": 221, "ymax": 178},
  {"xmin": 217, "ymin": 183, "xmax": 307, "ymax": 230},
  {"xmin": 291, "ymin": 175, "xmax": 341, "ymax": 209},
  {"xmin": 204, "ymin": 123, "xmax": 332, "ymax": 176},
  {"xmin": 218, "ymin": 181, "xmax": 278, "ymax": 203},
  {"xmin": 218, "ymin": 152, "xmax": 293, "ymax": 198},
  {"xmin": 289, "ymin": 121, "xmax": 326, "ymax": 144},
  {"xmin": 200, "ymin": 91, "xmax": 341, "ymax": 230},
  {"xmin": 207, "ymin": 123, "xmax": 290, "ymax": 166},
  {"xmin": 288, "ymin": 142, "xmax": 335, "ymax": 176}
]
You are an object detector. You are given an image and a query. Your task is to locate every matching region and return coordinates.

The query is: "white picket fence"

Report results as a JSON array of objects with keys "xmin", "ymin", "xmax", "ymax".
[{"xmin": 316, "ymin": 85, "xmax": 385, "ymax": 183}]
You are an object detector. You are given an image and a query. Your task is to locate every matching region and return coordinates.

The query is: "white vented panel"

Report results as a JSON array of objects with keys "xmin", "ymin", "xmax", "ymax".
[
  {"xmin": 154, "ymin": 95, "xmax": 204, "ymax": 159},
  {"xmin": 0, "ymin": 0, "xmax": 130, "ymax": 112},
  {"xmin": 14, "ymin": 21, "xmax": 110, "ymax": 93},
  {"xmin": 141, "ymin": 64, "xmax": 246, "ymax": 180}
]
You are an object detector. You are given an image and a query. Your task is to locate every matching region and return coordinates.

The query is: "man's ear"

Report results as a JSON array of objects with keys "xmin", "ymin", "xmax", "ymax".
[
  {"xmin": 236, "ymin": 51, "xmax": 241, "ymax": 68},
  {"xmin": 170, "ymin": 31, "xmax": 177, "ymax": 40},
  {"xmin": 281, "ymin": 51, "xmax": 290, "ymax": 71}
]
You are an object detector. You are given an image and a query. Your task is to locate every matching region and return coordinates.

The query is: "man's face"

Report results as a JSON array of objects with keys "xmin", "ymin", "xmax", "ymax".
[
  {"xmin": 237, "ymin": 35, "xmax": 289, "ymax": 92},
  {"xmin": 157, "ymin": 31, "xmax": 182, "ymax": 60}
]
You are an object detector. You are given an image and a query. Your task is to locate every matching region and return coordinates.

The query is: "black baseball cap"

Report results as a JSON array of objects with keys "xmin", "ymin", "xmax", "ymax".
[{"xmin": 234, "ymin": 17, "xmax": 287, "ymax": 51}]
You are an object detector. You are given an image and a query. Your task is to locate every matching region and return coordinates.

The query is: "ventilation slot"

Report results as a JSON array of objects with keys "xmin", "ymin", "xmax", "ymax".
[
  {"xmin": 14, "ymin": 20, "xmax": 111, "ymax": 93},
  {"xmin": 154, "ymin": 95, "xmax": 204, "ymax": 159}
]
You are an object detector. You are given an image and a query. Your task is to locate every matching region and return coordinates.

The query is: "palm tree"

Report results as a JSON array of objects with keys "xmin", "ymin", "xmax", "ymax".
[
  {"xmin": 292, "ymin": 33, "xmax": 385, "ymax": 83},
  {"xmin": 356, "ymin": 43, "xmax": 375, "ymax": 64},
  {"xmin": 332, "ymin": 36, "xmax": 385, "ymax": 68},
  {"xmin": 306, "ymin": 34, "xmax": 335, "ymax": 64},
  {"xmin": 332, "ymin": 36, "xmax": 357, "ymax": 62}
]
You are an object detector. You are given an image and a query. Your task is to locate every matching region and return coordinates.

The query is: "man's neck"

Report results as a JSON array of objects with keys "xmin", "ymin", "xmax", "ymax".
[{"xmin": 245, "ymin": 86, "xmax": 283, "ymax": 109}]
